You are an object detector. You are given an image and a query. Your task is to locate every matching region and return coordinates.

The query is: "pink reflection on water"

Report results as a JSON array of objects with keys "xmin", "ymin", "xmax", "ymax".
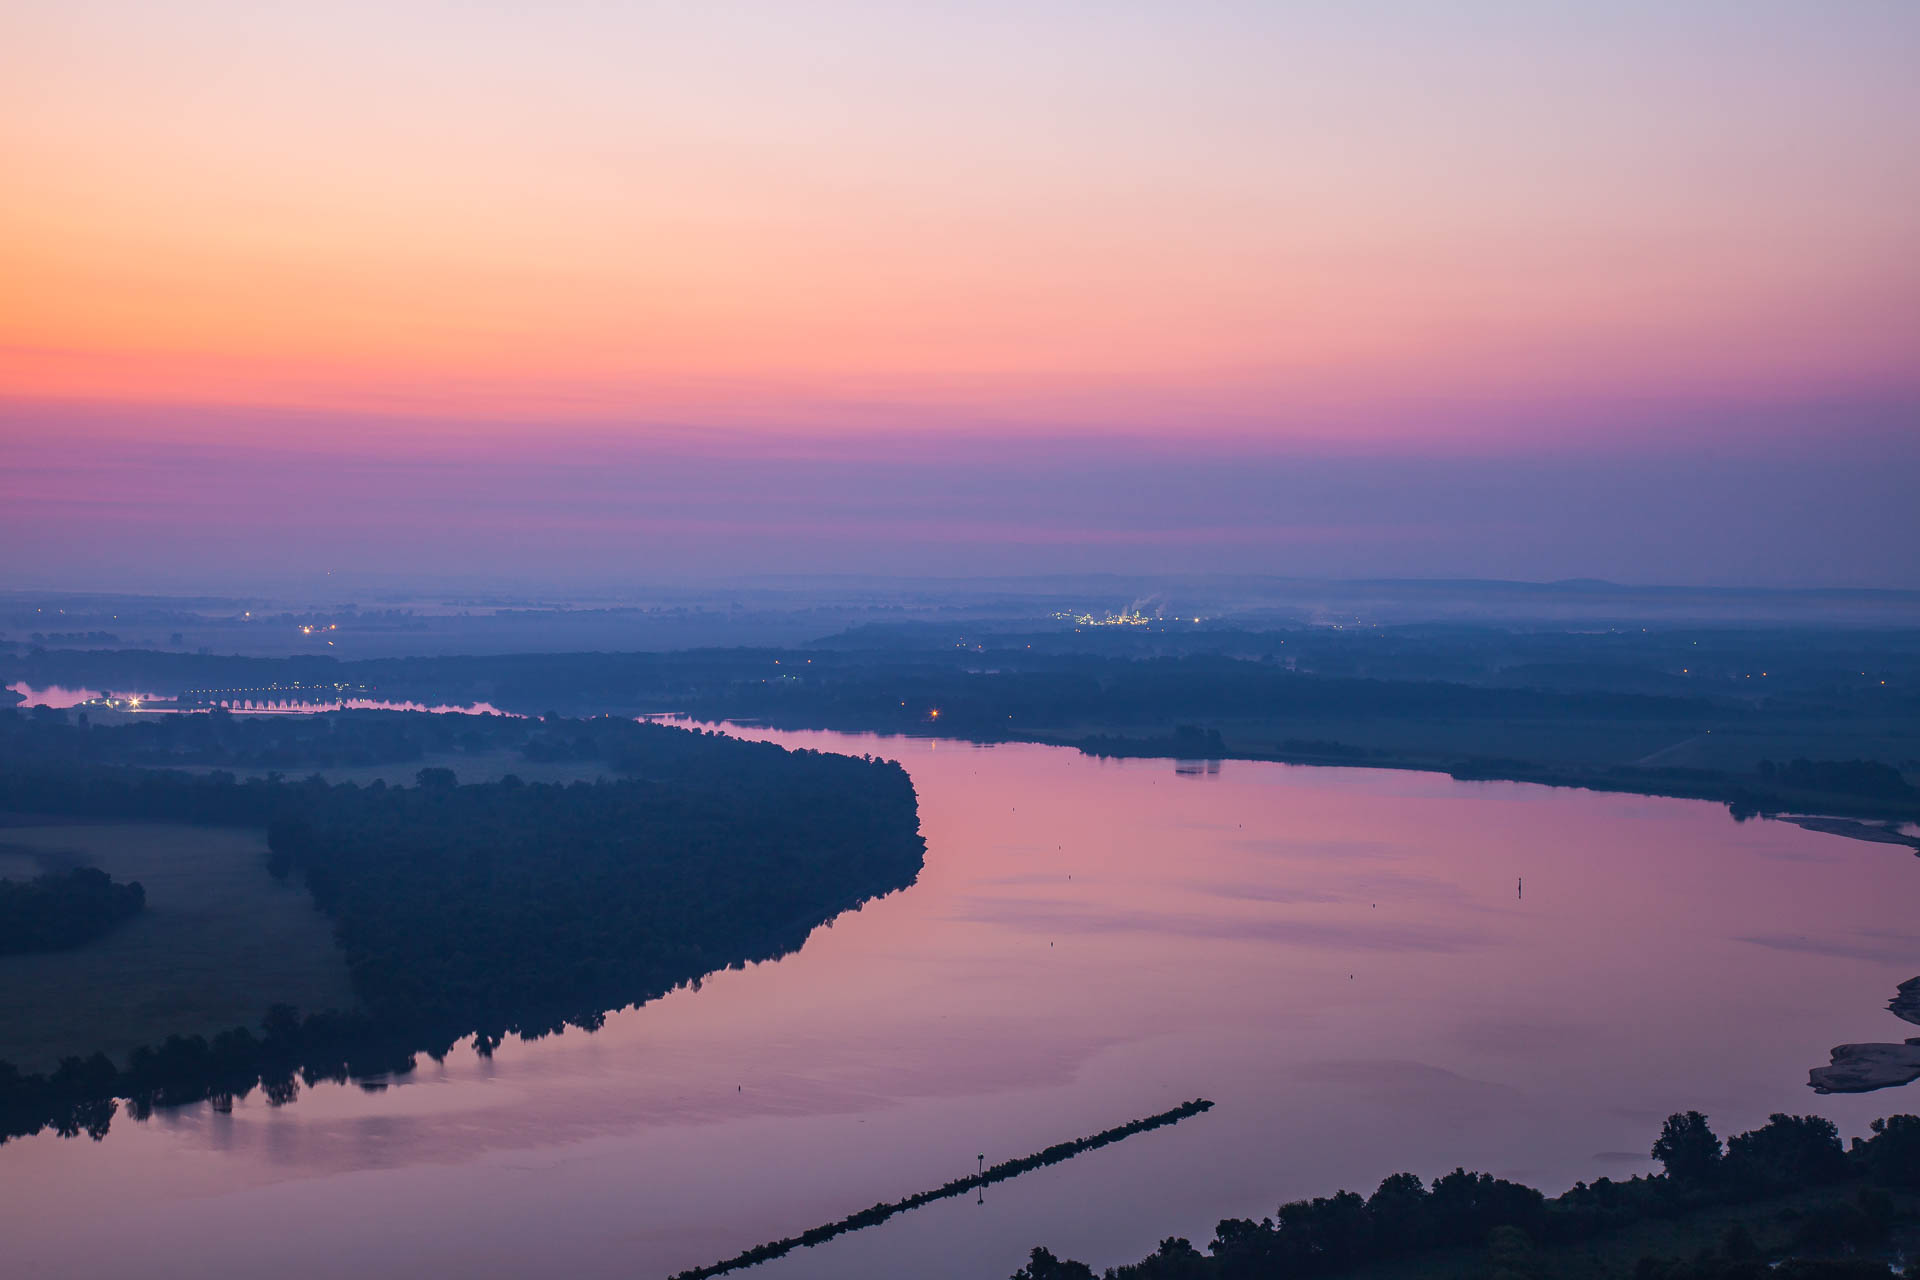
[
  {"xmin": 5, "ymin": 684, "xmax": 512, "ymax": 717},
  {"xmin": 0, "ymin": 725, "xmax": 1915, "ymax": 1280},
  {"xmin": 7, "ymin": 683, "xmax": 130, "ymax": 708},
  {"xmin": 202, "ymin": 698, "xmax": 516, "ymax": 716}
]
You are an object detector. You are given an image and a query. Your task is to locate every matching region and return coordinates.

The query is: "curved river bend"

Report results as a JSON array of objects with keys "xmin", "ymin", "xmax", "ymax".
[{"xmin": 2, "ymin": 723, "xmax": 1914, "ymax": 1279}]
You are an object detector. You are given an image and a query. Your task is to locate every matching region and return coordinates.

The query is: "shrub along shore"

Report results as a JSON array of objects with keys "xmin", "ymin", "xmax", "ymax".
[{"xmin": 1011, "ymin": 1110, "xmax": 1920, "ymax": 1280}]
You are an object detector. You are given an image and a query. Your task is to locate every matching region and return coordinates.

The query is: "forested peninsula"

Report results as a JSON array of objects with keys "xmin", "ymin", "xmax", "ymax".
[{"xmin": 0, "ymin": 709, "xmax": 925, "ymax": 1143}]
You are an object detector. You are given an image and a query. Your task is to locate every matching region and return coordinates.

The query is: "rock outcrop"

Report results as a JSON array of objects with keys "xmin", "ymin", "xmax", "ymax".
[
  {"xmin": 1810, "ymin": 1040, "xmax": 1920, "ymax": 1094},
  {"xmin": 1890, "ymin": 976, "xmax": 1920, "ymax": 1027},
  {"xmin": 1809, "ymin": 976, "xmax": 1920, "ymax": 1093}
]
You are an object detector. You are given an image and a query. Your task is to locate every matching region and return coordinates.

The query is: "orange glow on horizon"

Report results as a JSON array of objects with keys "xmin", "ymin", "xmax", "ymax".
[{"xmin": 4, "ymin": 4, "xmax": 1917, "ymax": 445}]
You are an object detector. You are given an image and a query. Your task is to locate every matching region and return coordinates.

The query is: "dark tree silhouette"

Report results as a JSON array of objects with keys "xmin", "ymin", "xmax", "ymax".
[
  {"xmin": 1858, "ymin": 1116, "xmax": 1920, "ymax": 1188},
  {"xmin": 1010, "ymin": 1247, "xmax": 1097, "ymax": 1280},
  {"xmin": 0, "ymin": 867, "xmax": 146, "ymax": 953},
  {"xmin": 1725, "ymin": 1114, "xmax": 1847, "ymax": 1190},
  {"xmin": 1653, "ymin": 1110, "xmax": 1723, "ymax": 1183},
  {"xmin": 1023, "ymin": 1109, "xmax": 1920, "ymax": 1280}
]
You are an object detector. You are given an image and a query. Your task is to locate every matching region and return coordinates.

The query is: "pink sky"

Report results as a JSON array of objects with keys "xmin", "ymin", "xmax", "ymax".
[{"xmin": 3, "ymin": 3, "xmax": 1916, "ymax": 585}]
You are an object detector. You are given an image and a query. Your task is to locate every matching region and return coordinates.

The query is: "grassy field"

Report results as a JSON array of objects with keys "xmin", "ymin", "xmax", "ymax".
[{"xmin": 0, "ymin": 818, "xmax": 356, "ymax": 1073}]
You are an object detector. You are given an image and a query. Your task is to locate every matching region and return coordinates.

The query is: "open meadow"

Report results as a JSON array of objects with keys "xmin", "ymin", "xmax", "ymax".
[{"xmin": 0, "ymin": 819, "xmax": 356, "ymax": 1073}]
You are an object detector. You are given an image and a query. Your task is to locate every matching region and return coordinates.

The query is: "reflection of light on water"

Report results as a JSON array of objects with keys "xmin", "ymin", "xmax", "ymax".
[
  {"xmin": 6, "ymin": 683, "xmax": 513, "ymax": 717},
  {"xmin": 8, "ymin": 683, "xmax": 125, "ymax": 709},
  {"xmin": 206, "ymin": 698, "xmax": 517, "ymax": 716}
]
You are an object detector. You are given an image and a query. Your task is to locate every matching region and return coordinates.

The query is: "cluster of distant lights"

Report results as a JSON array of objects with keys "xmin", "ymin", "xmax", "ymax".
[
  {"xmin": 79, "ymin": 694, "xmax": 152, "ymax": 711},
  {"xmin": 1047, "ymin": 610, "xmax": 1203, "ymax": 627}
]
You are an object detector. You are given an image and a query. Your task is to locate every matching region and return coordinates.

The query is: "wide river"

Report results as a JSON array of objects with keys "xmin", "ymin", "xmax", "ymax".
[{"xmin": 3, "ymin": 722, "xmax": 1917, "ymax": 1279}]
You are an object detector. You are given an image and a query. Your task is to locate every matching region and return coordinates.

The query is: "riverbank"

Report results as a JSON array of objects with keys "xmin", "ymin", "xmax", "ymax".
[
  {"xmin": 690, "ymin": 709, "xmax": 1920, "ymax": 837},
  {"xmin": 1020, "ymin": 1111, "xmax": 1920, "ymax": 1280}
]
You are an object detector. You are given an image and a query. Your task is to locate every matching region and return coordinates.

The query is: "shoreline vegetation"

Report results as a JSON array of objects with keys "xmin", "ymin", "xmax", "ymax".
[
  {"xmin": 1034, "ymin": 730, "xmax": 1920, "ymax": 837},
  {"xmin": 671, "ymin": 1100, "xmax": 1215, "ymax": 1280},
  {"xmin": 1010, "ymin": 1111, "xmax": 1920, "ymax": 1280},
  {"xmin": 6, "ymin": 637, "xmax": 1914, "ymax": 829},
  {"xmin": 0, "ymin": 709, "xmax": 926, "ymax": 1143}
]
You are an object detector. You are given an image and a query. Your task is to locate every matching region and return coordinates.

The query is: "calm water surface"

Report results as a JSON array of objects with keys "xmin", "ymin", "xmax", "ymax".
[{"xmin": 3, "ymin": 722, "xmax": 1916, "ymax": 1279}]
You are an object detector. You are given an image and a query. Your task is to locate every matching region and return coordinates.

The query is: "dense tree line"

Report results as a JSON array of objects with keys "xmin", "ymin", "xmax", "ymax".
[
  {"xmin": 267, "ymin": 744, "xmax": 924, "ymax": 1026},
  {"xmin": 685, "ymin": 655, "xmax": 1725, "ymax": 733},
  {"xmin": 0, "ymin": 704, "xmax": 515, "ymax": 771},
  {"xmin": 0, "ymin": 1003, "xmax": 450, "ymax": 1143},
  {"xmin": 0, "ymin": 867, "xmax": 145, "ymax": 954},
  {"xmin": 0, "ymin": 710, "xmax": 925, "ymax": 1141},
  {"xmin": 4, "ymin": 637, "xmax": 1915, "ymax": 819},
  {"xmin": 1758, "ymin": 759, "xmax": 1915, "ymax": 800},
  {"xmin": 8, "ymin": 625, "xmax": 1917, "ymax": 718},
  {"xmin": 1013, "ymin": 1111, "xmax": 1920, "ymax": 1280},
  {"xmin": 1071, "ymin": 725, "xmax": 1228, "ymax": 759},
  {"xmin": 5, "ymin": 638, "xmax": 1906, "ymax": 741},
  {"xmin": 0, "ymin": 700, "xmax": 914, "ymax": 783}
]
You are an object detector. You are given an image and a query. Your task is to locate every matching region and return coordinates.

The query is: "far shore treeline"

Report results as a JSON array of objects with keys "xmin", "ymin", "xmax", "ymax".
[
  {"xmin": 5, "ymin": 631, "xmax": 1916, "ymax": 825},
  {"xmin": 0, "ymin": 709, "xmax": 925, "ymax": 1144}
]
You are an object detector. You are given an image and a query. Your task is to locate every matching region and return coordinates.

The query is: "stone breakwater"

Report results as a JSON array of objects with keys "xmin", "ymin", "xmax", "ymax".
[{"xmin": 671, "ymin": 1099, "xmax": 1216, "ymax": 1279}]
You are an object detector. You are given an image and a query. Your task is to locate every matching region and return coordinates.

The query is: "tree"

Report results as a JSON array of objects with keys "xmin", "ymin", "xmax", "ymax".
[
  {"xmin": 1652, "ymin": 1111, "xmax": 1722, "ymax": 1183},
  {"xmin": 1366, "ymin": 1172, "xmax": 1430, "ymax": 1252},
  {"xmin": 1859, "ymin": 1115, "xmax": 1920, "ymax": 1188},
  {"xmin": 0, "ymin": 866, "xmax": 147, "ymax": 954},
  {"xmin": 1110, "ymin": 1238, "xmax": 1208, "ymax": 1280},
  {"xmin": 1010, "ymin": 1246, "xmax": 1096, "ymax": 1280},
  {"xmin": 265, "ymin": 817, "xmax": 309, "ymax": 880},
  {"xmin": 261, "ymin": 1003, "xmax": 302, "ymax": 1048},
  {"xmin": 1726, "ymin": 1113, "xmax": 1846, "ymax": 1188}
]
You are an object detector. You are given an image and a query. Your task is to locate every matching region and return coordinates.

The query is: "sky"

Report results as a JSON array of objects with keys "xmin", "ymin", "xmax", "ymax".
[{"xmin": 3, "ymin": 1, "xmax": 1917, "ymax": 589}]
